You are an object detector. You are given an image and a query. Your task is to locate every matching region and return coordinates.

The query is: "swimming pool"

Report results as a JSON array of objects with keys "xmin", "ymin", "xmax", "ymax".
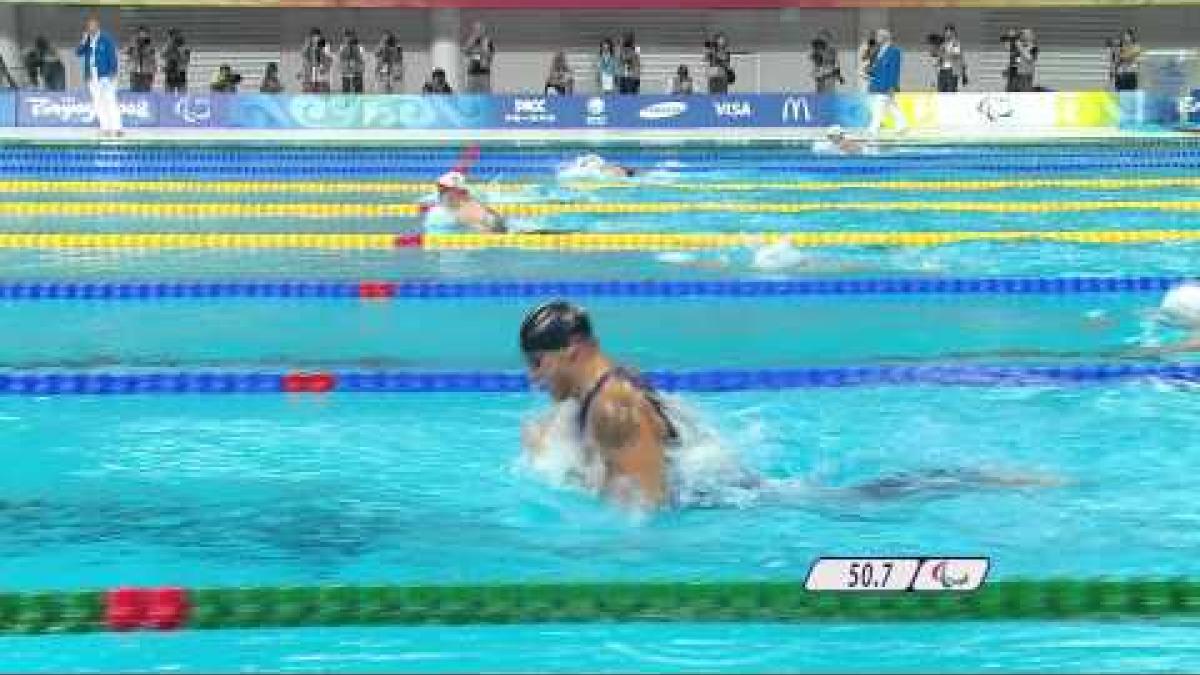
[{"xmin": 2, "ymin": 139, "xmax": 1200, "ymax": 672}]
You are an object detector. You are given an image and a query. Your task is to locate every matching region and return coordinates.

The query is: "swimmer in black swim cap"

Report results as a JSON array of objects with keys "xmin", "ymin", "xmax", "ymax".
[{"xmin": 519, "ymin": 300, "xmax": 678, "ymax": 508}]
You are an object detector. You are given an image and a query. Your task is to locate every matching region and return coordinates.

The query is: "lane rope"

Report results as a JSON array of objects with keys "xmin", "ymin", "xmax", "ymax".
[
  {"xmin": 0, "ymin": 364, "xmax": 1197, "ymax": 395},
  {"xmin": 1, "ymin": 579, "xmax": 1197, "ymax": 634},
  {"xmin": 6, "ymin": 200, "xmax": 1200, "ymax": 218},
  {"xmin": 3, "ymin": 231, "xmax": 1200, "ymax": 250},
  {"xmin": 0, "ymin": 277, "xmax": 1180, "ymax": 300},
  {"xmin": 6, "ymin": 176, "xmax": 1200, "ymax": 194}
]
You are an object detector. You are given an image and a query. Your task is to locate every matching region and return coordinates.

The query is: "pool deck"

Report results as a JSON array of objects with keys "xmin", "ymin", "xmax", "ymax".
[{"xmin": 0, "ymin": 126, "xmax": 1193, "ymax": 146}]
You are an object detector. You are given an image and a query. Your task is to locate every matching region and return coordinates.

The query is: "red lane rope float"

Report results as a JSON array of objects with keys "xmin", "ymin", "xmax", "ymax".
[
  {"xmin": 106, "ymin": 587, "xmax": 189, "ymax": 631},
  {"xmin": 280, "ymin": 372, "xmax": 337, "ymax": 393},
  {"xmin": 357, "ymin": 282, "xmax": 398, "ymax": 299}
]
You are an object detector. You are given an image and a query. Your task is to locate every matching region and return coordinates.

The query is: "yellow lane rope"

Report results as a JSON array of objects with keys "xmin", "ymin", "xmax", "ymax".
[
  {"xmin": 423, "ymin": 231, "xmax": 1200, "ymax": 250},
  {"xmin": 4, "ymin": 201, "xmax": 1200, "ymax": 218},
  {"xmin": 4, "ymin": 177, "xmax": 1200, "ymax": 194},
  {"xmin": 0, "ymin": 231, "xmax": 1198, "ymax": 250}
]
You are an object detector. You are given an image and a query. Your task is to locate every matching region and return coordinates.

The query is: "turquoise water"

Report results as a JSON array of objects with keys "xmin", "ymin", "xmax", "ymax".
[{"xmin": 4, "ymin": 141, "xmax": 1200, "ymax": 672}]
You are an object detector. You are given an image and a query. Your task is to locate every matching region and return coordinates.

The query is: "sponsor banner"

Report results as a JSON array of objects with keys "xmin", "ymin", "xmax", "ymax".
[
  {"xmin": 0, "ymin": 91, "xmax": 13, "ymax": 128},
  {"xmin": 1119, "ymin": 91, "xmax": 1180, "ymax": 130},
  {"xmin": 17, "ymin": 91, "xmax": 158, "ymax": 127},
  {"xmin": 895, "ymin": 92, "xmax": 1120, "ymax": 130},
  {"xmin": 494, "ymin": 95, "xmax": 584, "ymax": 127},
  {"xmin": 219, "ymin": 95, "xmax": 497, "ymax": 128},
  {"xmin": 158, "ymin": 95, "xmax": 221, "ymax": 127},
  {"xmin": 774, "ymin": 94, "xmax": 869, "ymax": 128},
  {"xmin": 1175, "ymin": 90, "xmax": 1200, "ymax": 129},
  {"xmin": 0, "ymin": 91, "xmax": 1138, "ymax": 131}
]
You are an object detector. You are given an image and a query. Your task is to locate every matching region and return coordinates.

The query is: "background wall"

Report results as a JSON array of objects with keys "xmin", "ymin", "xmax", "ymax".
[{"xmin": 2, "ymin": 4, "xmax": 1198, "ymax": 95}]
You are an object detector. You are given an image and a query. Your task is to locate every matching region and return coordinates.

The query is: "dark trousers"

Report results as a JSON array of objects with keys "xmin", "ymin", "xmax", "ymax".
[
  {"xmin": 618, "ymin": 76, "xmax": 640, "ymax": 94},
  {"xmin": 342, "ymin": 74, "xmax": 363, "ymax": 93},
  {"xmin": 165, "ymin": 72, "xmax": 187, "ymax": 94},
  {"xmin": 130, "ymin": 73, "xmax": 153, "ymax": 92},
  {"xmin": 937, "ymin": 69, "xmax": 959, "ymax": 93},
  {"xmin": 1115, "ymin": 72, "xmax": 1138, "ymax": 91}
]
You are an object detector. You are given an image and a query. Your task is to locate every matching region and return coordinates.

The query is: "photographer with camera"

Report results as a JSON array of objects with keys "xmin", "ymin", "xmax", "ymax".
[
  {"xmin": 338, "ymin": 28, "xmax": 365, "ymax": 94},
  {"xmin": 126, "ymin": 25, "xmax": 155, "ymax": 92},
  {"xmin": 376, "ymin": 30, "xmax": 403, "ymax": 93},
  {"xmin": 928, "ymin": 23, "xmax": 966, "ymax": 92},
  {"xmin": 300, "ymin": 28, "xmax": 333, "ymax": 93},
  {"xmin": 462, "ymin": 21, "xmax": 495, "ymax": 93},
  {"xmin": 1001, "ymin": 28, "xmax": 1037, "ymax": 92},
  {"xmin": 210, "ymin": 64, "xmax": 242, "ymax": 93},
  {"xmin": 161, "ymin": 28, "xmax": 190, "ymax": 94},
  {"xmin": 704, "ymin": 32, "xmax": 733, "ymax": 94},
  {"xmin": 857, "ymin": 34, "xmax": 878, "ymax": 93},
  {"xmin": 810, "ymin": 29, "xmax": 842, "ymax": 94},
  {"xmin": 1108, "ymin": 28, "xmax": 1142, "ymax": 91},
  {"xmin": 21, "ymin": 37, "xmax": 64, "ymax": 90},
  {"xmin": 260, "ymin": 62, "xmax": 283, "ymax": 93}
]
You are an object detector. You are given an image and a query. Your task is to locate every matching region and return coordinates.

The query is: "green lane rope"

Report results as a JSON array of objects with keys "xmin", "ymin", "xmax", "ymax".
[{"xmin": 1, "ymin": 580, "xmax": 1198, "ymax": 634}]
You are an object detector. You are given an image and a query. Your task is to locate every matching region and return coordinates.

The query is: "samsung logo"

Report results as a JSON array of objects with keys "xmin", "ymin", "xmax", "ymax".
[{"xmin": 639, "ymin": 101, "xmax": 687, "ymax": 120}]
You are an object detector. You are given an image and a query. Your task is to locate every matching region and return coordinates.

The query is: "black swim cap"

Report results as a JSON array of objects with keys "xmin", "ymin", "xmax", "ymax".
[{"xmin": 519, "ymin": 300, "xmax": 593, "ymax": 353}]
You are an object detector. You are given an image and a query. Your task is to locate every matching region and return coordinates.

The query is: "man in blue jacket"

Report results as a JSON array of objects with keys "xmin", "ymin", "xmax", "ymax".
[
  {"xmin": 866, "ymin": 29, "xmax": 907, "ymax": 135},
  {"xmin": 75, "ymin": 15, "xmax": 122, "ymax": 137}
]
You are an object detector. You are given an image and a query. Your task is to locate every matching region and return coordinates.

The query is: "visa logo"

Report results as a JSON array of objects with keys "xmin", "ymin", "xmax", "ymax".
[{"xmin": 714, "ymin": 101, "xmax": 752, "ymax": 117}]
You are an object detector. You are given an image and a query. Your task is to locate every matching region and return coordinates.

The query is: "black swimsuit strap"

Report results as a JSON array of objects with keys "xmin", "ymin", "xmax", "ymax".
[{"xmin": 577, "ymin": 368, "xmax": 679, "ymax": 442}]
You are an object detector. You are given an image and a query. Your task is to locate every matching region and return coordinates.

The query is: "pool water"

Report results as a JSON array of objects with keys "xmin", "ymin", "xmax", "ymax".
[{"xmin": 2, "ymin": 140, "xmax": 1200, "ymax": 672}]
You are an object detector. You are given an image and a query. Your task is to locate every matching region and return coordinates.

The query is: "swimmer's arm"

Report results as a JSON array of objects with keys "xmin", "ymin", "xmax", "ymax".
[
  {"xmin": 521, "ymin": 419, "xmax": 550, "ymax": 457},
  {"xmin": 587, "ymin": 385, "xmax": 667, "ymax": 508}
]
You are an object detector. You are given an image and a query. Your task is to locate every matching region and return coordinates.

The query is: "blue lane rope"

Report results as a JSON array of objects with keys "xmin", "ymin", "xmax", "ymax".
[
  {"xmin": 6, "ymin": 163, "xmax": 1200, "ymax": 180},
  {"xmin": 0, "ymin": 364, "xmax": 1197, "ymax": 395},
  {"xmin": 0, "ymin": 277, "xmax": 1182, "ymax": 301}
]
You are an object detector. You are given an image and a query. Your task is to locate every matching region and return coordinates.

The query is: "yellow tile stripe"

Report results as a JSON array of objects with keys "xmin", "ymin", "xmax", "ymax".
[
  {"xmin": 5, "ymin": 200, "xmax": 1200, "ymax": 218},
  {"xmin": 4, "ymin": 177, "xmax": 1200, "ymax": 194}
]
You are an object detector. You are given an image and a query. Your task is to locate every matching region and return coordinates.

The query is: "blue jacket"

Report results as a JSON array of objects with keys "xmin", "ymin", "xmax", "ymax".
[
  {"xmin": 869, "ymin": 43, "xmax": 902, "ymax": 94},
  {"xmin": 75, "ymin": 31, "xmax": 119, "ymax": 80}
]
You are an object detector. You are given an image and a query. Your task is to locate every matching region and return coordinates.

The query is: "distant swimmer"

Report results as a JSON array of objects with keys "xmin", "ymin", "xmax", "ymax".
[
  {"xmin": 421, "ymin": 171, "xmax": 507, "ymax": 234},
  {"xmin": 656, "ymin": 237, "xmax": 873, "ymax": 274},
  {"xmin": 1133, "ymin": 281, "xmax": 1200, "ymax": 354},
  {"xmin": 519, "ymin": 300, "xmax": 681, "ymax": 509},
  {"xmin": 812, "ymin": 126, "xmax": 871, "ymax": 155},
  {"xmin": 558, "ymin": 153, "xmax": 637, "ymax": 180}
]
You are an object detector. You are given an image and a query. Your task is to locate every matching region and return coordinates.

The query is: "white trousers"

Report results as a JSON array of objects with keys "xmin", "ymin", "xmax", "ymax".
[
  {"xmin": 868, "ymin": 93, "xmax": 907, "ymax": 134},
  {"xmin": 87, "ymin": 77, "xmax": 123, "ymax": 132}
]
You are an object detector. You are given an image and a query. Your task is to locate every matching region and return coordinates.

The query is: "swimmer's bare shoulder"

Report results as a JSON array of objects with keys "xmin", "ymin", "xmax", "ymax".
[{"xmin": 586, "ymin": 379, "xmax": 668, "ymax": 507}]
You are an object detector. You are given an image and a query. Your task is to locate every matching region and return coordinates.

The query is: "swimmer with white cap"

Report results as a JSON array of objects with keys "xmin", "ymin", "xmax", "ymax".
[
  {"xmin": 1146, "ymin": 281, "xmax": 1200, "ymax": 353},
  {"xmin": 813, "ymin": 125, "xmax": 867, "ymax": 155},
  {"xmin": 559, "ymin": 153, "xmax": 637, "ymax": 180},
  {"xmin": 657, "ymin": 236, "xmax": 871, "ymax": 274},
  {"xmin": 422, "ymin": 171, "xmax": 507, "ymax": 234}
]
